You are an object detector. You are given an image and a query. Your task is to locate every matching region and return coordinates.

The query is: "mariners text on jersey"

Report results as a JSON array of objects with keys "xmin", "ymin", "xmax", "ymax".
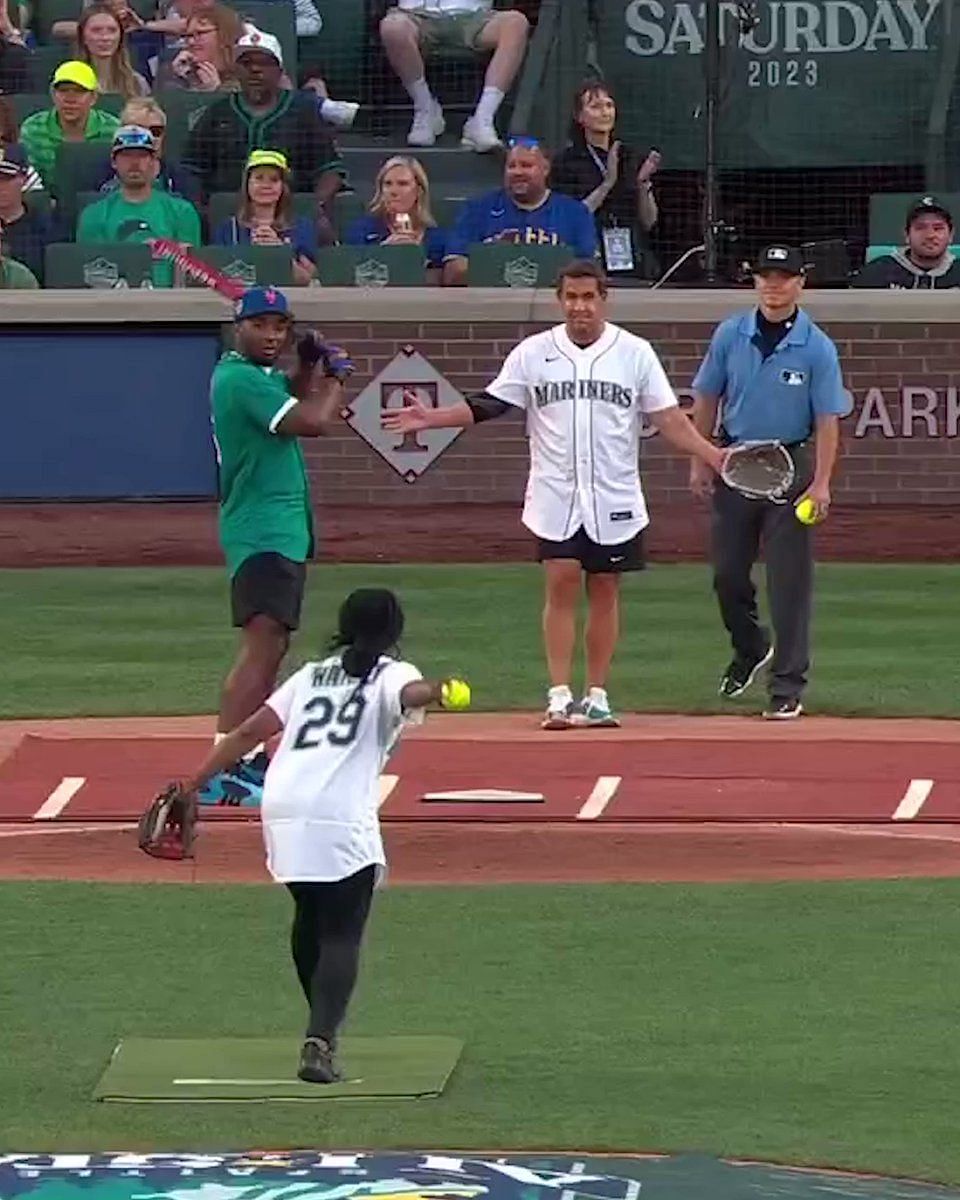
[{"xmin": 533, "ymin": 379, "xmax": 634, "ymax": 409}]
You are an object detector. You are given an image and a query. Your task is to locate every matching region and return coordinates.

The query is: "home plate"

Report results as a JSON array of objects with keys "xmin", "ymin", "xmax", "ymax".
[{"xmin": 421, "ymin": 788, "xmax": 545, "ymax": 803}]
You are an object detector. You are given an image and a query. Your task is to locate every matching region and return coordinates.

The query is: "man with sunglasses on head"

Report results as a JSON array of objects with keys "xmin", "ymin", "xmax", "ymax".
[
  {"xmin": 77, "ymin": 124, "xmax": 201, "ymax": 286},
  {"xmin": 442, "ymin": 135, "xmax": 597, "ymax": 287},
  {"xmin": 87, "ymin": 98, "xmax": 202, "ymax": 204}
]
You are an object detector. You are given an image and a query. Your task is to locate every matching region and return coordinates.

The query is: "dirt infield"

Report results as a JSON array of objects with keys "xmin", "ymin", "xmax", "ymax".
[
  {"xmin": 1, "ymin": 502, "xmax": 958, "ymax": 566},
  {"xmin": 3, "ymin": 713, "xmax": 960, "ymax": 887}
]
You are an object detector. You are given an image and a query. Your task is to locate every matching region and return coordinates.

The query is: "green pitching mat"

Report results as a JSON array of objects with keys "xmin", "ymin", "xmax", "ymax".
[{"xmin": 93, "ymin": 1036, "xmax": 463, "ymax": 1103}]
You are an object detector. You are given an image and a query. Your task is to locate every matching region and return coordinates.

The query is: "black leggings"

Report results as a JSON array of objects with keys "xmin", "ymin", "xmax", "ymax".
[{"xmin": 286, "ymin": 865, "xmax": 376, "ymax": 1042}]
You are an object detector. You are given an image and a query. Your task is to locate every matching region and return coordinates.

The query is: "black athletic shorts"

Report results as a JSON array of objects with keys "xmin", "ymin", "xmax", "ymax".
[
  {"xmin": 231, "ymin": 552, "xmax": 306, "ymax": 630},
  {"xmin": 536, "ymin": 527, "xmax": 645, "ymax": 574}
]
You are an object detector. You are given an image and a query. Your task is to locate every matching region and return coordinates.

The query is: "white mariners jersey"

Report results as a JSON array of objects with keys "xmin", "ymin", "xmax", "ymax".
[
  {"xmin": 486, "ymin": 322, "xmax": 678, "ymax": 544},
  {"xmin": 261, "ymin": 653, "xmax": 422, "ymax": 883}
]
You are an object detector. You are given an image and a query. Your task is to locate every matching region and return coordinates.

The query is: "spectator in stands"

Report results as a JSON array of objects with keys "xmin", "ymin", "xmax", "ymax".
[
  {"xmin": 78, "ymin": 124, "xmax": 200, "ymax": 285},
  {"xmin": 0, "ymin": 99, "xmax": 45, "ymax": 193},
  {"xmin": 20, "ymin": 62, "xmax": 122, "ymax": 191},
  {"xmin": 211, "ymin": 148, "xmax": 318, "ymax": 285},
  {"xmin": 551, "ymin": 80, "xmax": 661, "ymax": 281},
  {"xmin": 0, "ymin": 218, "xmax": 39, "ymax": 287},
  {"xmin": 88, "ymin": 97, "xmax": 201, "ymax": 202},
  {"xmin": 0, "ymin": 0, "xmax": 28, "ymax": 94},
  {"xmin": 851, "ymin": 196, "xmax": 960, "ymax": 289},
  {"xmin": 379, "ymin": 0, "xmax": 529, "ymax": 152},
  {"xmin": 299, "ymin": 68, "xmax": 360, "ymax": 131},
  {"xmin": 0, "ymin": 145, "xmax": 57, "ymax": 283},
  {"xmin": 346, "ymin": 154, "xmax": 444, "ymax": 283},
  {"xmin": 442, "ymin": 135, "xmax": 597, "ymax": 286},
  {"xmin": 157, "ymin": 4, "xmax": 241, "ymax": 89},
  {"xmin": 76, "ymin": 4, "xmax": 152, "ymax": 97},
  {"xmin": 182, "ymin": 29, "xmax": 344, "ymax": 228}
]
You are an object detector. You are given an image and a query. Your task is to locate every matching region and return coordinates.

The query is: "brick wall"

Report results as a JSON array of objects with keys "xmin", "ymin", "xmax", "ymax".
[{"xmin": 306, "ymin": 318, "xmax": 960, "ymax": 509}]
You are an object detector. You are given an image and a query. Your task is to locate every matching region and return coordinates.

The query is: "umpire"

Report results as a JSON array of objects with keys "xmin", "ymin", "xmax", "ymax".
[{"xmin": 690, "ymin": 245, "xmax": 849, "ymax": 719}]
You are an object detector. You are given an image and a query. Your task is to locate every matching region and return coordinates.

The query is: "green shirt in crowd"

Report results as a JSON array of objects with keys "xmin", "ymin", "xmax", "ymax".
[
  {"xmin": 210, "ymin": 350, "xmax": 314, "ymax": 576},
  {"xmin": 77, "ymin": 189, "xmax": 201, "ymax": 287},
  {"xmin": 0, "ymin": 257, "xmax": 39, "ymax": 289},
  {"xmin": 19, "ymin": 108, "xmax": 121, "ymax": 190}
]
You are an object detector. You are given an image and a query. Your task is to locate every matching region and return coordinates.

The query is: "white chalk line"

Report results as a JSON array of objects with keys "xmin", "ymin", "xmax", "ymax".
[
  {"xmin": 33, "ymin": 776, "xmax": 85, "ymax": 820},
  {"xmin": 0, "ymin": 822, "xmax": 138, "ymax": 840},
  {"xmin": 576, "ymin": 775, "xmax": 622, "ymax": 820},
  {"xmin": 892, "ymin": 778, "xmax": 934, "ymax": 821}
]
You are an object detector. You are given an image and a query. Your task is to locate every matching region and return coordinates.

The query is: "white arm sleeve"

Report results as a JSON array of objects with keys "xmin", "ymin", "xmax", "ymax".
[
  {"xmin": 638, "ymin": 344, "xmax": 679, "ymax": 414},
  {"xmin": 485, "ymin": 344, "xmax": 531, "ymax": 411}
]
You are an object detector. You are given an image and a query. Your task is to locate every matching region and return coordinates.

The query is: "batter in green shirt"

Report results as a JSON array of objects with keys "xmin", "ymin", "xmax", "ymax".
[
  {"xmin": 198, "ymin": 285, "xmax": 353, "ymax": 805},
  {"xmin": 211, "ymin": 349, "xmax": 313, "ymax": 576}
]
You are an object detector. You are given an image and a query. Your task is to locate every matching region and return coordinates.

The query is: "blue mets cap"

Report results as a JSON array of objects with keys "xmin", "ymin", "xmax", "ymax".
[{"xmin": 234, "ymin": 286, "xmax": 291, "ymax": 321}]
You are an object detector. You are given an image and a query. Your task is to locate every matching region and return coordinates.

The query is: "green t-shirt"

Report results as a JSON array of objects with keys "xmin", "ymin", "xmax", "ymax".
[
  {"xmin": 211, "ymin": 350, "xmax": 313, "ymax": 576},
  {"xmin": 0, "ymin": 257, "xmax": 39, "ymax": 289},
  {"xmin": 77, "ymin": 189, "xmax": 201, "ymax": 287}
]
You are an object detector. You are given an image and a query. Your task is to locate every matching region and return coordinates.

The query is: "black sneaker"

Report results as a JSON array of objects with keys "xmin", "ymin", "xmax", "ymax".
[
  {"xmin": 718, "ymin": 644, "xmax": 773, "ymax": 698},
  {"xmin": 762, "ymin": 697, "xmax": 804, "ymax": 721},
  {"xmin": 297, "ymin": 1036, "xmax": 341, "ymax": 1084}
]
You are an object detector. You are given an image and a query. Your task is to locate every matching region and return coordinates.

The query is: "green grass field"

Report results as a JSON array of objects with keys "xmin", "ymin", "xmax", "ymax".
[
  {"xmin": 4, "ymin": 562, "xmax": 960, "ymax": 1181},
  {"xmin": 3, "ymin": 879, "xmax": 960, "ymax": 1182},
  {"xmin": 2, "ymin": 562, "xmax": 960, "ymax": 718}
]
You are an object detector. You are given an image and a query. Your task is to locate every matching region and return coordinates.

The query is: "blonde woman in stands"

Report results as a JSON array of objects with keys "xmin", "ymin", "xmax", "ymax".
[
  {"xmin": 75, "ymin": 4, "xmax": 150, "ymax": 97},
  {"xmin": 345, "ymin": 155, "xmax": 445, "ymax": 284}
]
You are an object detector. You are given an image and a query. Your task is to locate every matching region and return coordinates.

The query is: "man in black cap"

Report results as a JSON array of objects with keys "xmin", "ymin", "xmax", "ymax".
[
  {"xmin": 0, "ymin": 144, "xmax": 57, "ymax": 284},
  {"xmin": 689, "ymin": 245, "xmax": 849, "ymax": 720},
  {"xmin": 852, "ymin": 196, "xmax": 960, "ymax": 289}
]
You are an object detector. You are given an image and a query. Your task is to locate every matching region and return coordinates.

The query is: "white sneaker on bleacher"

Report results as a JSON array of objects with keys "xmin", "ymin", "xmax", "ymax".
[
  {"xmin": 321, "ymin": 100, "xmax": 359, "ymax": 130},
  {"xmin": 461, "ymin": 116, "xmax": 502, "ymax": 153},
  {"xmin": 408, "ymin": 101, "xmax": 445, "ymax": 147}
]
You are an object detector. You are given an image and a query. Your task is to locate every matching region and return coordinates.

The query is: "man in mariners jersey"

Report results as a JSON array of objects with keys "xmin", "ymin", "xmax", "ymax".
[
  {"xmin": 202, "ymin": 285, "xmax": 354, "ymax": 804},
  {"xmin": 384, "ymin": 259, "xmax": 725, "ymax": 730}
]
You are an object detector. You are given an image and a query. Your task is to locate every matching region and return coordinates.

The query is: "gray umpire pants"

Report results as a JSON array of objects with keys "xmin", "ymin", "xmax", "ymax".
[{"xmin": 710, "ymin": 447, "xmax": 814, "ymax": 703}]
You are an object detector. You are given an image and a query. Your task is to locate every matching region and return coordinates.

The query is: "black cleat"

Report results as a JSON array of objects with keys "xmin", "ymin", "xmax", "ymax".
[
  {"xmin": 718, "ymin": 644, "xmax": 773, "ymax": 699},
  {"xmin": 297, "ymin": 1036, "xmax": 341, "ymax": 1084}
]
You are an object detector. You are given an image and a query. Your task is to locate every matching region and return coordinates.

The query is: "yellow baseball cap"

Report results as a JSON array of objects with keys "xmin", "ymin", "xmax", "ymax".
[
  {"xmin": 245, "ymin": 149, "xmax": 289, "ymax": 174},
  {"xmin": 52, "ymin": 60, "xmax": 99, "ymax": 91}
]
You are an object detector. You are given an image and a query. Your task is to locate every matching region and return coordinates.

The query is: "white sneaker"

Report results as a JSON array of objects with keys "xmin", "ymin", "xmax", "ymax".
[
  {"xmin": 542, "ymin": 687, "xmax": 575, "ymax": 731},
  {"xmin": 321, "ymin": 99, "xmax": 359, "ymax": 130},
  {"xmin": 460, "ymin": 115, "xmax": 502, "ymax": 153},
  {"xmin": 408, "ymin": 101, "xmax": 445, "ymax": 147}
]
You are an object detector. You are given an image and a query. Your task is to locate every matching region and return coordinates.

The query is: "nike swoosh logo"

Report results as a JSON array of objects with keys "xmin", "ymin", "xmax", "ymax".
[
  {"xmin": 545, "ymin": 355, "xmax": 560, "ymax": 362},
  {"xmin": 610, "ymin": 556, "xmax": 625, "ymax": 564}
]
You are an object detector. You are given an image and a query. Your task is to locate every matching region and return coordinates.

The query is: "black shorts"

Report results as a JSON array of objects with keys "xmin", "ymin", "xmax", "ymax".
[
  {"xmin": 536, "ymin": 528, "xmax": 645, "ymax": 574},
  {"xmin": 231, "ymin": 552, "xmax": 306, "ymax": 630}
]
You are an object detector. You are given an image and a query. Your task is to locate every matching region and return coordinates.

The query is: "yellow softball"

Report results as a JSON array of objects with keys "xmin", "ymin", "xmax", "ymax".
[
  {"xmin": 794, "ymin": 497, "xmax": 821, "ymax": 526},
  {"xmin": 441, "ymin": 679, "xmax": 471, "ymax": 711}
]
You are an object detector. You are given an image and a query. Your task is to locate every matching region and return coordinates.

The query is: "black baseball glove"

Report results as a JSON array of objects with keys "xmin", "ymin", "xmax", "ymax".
[{"xmin": 137, "ymin": 782, "xmax": 197, "ymax": 860}]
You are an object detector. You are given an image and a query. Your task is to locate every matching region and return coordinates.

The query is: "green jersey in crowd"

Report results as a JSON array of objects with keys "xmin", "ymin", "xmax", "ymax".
[
  {"xmin": 210, "ymin": 350, "xmax": 314, "ymax": 577},
  {"xmin": 77, "ymin": 190, "xmax": 201, "ymax": 287}
]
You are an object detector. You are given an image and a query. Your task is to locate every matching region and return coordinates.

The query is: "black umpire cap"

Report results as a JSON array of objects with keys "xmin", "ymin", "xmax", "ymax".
[
  {"xmin": 905, "ymin": 195, "xmax": 953, "ymax": 228},
  {"xmin": 752, "ymin": 245, "xmax": 806, "ymax": 276}
]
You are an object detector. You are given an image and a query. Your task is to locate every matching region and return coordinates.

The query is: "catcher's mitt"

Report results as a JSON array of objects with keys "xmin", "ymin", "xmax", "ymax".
[{"xmin": 137, "ymin": 782, "xmax": 197, "ymax": 861}]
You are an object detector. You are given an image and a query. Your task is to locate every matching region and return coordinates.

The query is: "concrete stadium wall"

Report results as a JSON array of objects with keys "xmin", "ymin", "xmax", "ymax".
[{"xmin": 1, "ymin": 289, "xmax": 958, "ymax": 506}]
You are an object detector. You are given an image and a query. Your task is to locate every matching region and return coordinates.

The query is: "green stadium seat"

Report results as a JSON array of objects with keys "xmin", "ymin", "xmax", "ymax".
[
  {"xmin": 221, "ymin": 0, "xmax": 297, "ymax": 80},
  {"xmin": 45, "ymin": 241, "xmax": 154, "ymax": 287},
  {"xmin": 52, "ymin": 140, "xmax": 116, "ymax": 220},
  {"xmin": 331, "ymin": 189, "xmax": 364, "ymax": 240},
  {"xmin": 466, "ymin": 243, "xmax": 575, "ymax": 288},
  {"xmin": 316, "ymin": 244, "xmax": 427, "ymax": 286},
  {"xmin": 32, "ymin": 0, "xmax": 80, "ymax": 43},
  {"xmin": 28, "ymin": 43, "xmax": 69, "ymax": 90},
  {"xmin": 207, "ymin": 189, "xmax": 317, "ymax": 233},
  {"xmin": 868, "ymin": 193, "xmax": 960, "ymax": 243},
  {"xmin": 299, "ymin": 0, "xmax": 366, "ymax": 98},
  {"xmin": 11, "ymin": 93, "xmax": 52, "ymax": 126},
  {"xmin": 189, "ymin": 244, "xmax": 293, "ymax": 286},
  {"xmin": 155, "ymin": 89, "xmax": 229, "ymax": 160}
]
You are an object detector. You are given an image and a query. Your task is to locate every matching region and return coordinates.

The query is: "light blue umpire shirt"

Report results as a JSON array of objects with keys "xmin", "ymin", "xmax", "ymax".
[{"xmin": 692, "ymin": 308, "xmax": 850, "ymax": 444}]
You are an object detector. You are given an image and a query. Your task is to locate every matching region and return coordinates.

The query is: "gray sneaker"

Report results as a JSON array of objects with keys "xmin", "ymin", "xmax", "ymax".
[{"xmin": 297, "ymin": 1036, "xmax": 341, "ymax": 1084}]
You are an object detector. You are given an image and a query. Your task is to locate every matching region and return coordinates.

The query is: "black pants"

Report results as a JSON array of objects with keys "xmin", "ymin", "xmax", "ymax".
[
  {"xmin": 286, "ymin": 865, "xmax": 376, "ymax": 1042},
  {"xmin": 711, "ymin": 480, "xmax": 813, "ymax": 703}
]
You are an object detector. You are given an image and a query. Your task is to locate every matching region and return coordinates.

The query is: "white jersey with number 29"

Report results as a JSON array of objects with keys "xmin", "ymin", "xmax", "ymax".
[
  {"xmin": 486, "ymin": 322, "xmax": 678, "ymax": 545},
  {"xmin": 262, "ymin": 653, "xmax": 422, "ymax": 883}
]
